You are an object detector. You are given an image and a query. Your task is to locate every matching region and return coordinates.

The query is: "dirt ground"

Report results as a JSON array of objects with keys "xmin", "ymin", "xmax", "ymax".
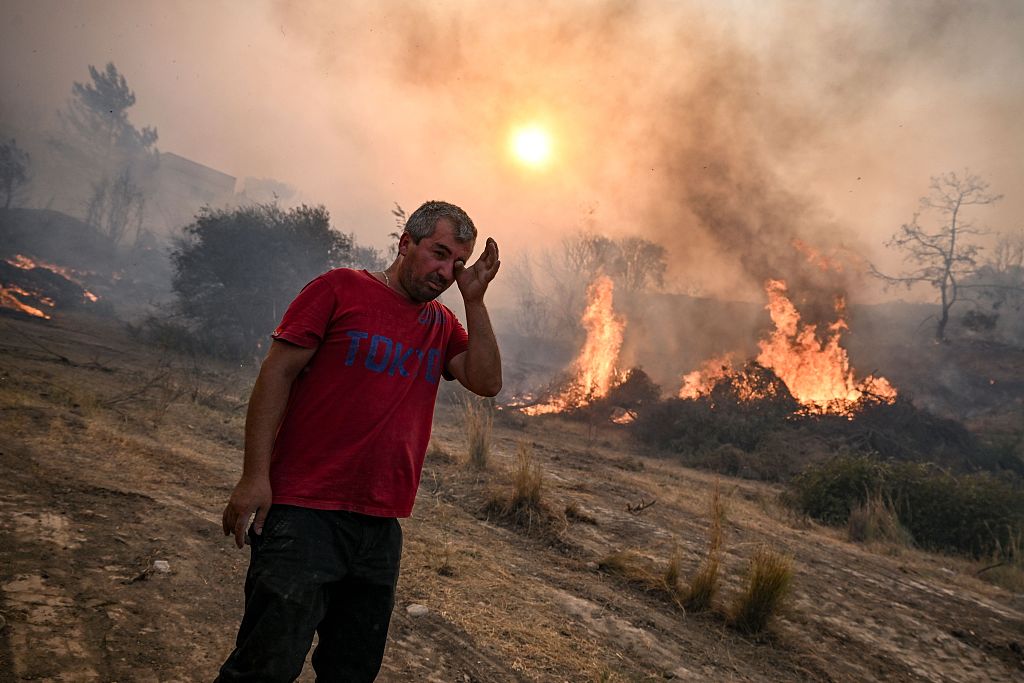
[{"xmin": 1, "ymin": 310, "xmax": 1022, "ymax": 682}]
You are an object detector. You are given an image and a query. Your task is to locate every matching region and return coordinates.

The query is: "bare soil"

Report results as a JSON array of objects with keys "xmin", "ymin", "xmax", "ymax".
[{"xmin": 1, "ymin": 311, "xmax": 1022, "ymax": 682}]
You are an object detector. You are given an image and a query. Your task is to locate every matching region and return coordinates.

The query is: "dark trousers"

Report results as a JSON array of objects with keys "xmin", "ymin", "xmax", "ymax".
[{"xmin": 216, "ymin": 505, "xmax": 403, "ymax": 683}]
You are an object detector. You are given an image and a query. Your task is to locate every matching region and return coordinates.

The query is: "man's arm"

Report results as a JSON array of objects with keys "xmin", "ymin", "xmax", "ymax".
[
  {"xmin": 448, "ymin": 237, "xmax": 502, "ymax": 397},
  {"xmin": 221, "ymin": 340, "xmax": 317, "ymax": 548}
]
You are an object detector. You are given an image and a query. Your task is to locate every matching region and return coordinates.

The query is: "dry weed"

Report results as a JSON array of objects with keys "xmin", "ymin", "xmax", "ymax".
[
  {"xmin": 426, "ymin": 439, "xmax": 455, "ymax": 464},
  {"xmin": 978, "ymin": 527, "xmax": 1024, "ymax": 593},
  {"xmin": 729, "ymin": 544, "xmax": 794, "ymax": 634},
  {"xmin": 598, "ymin": 550, "xmax": 658, "ymax": 585},
  {"xmin": 511, "ymin": 441, "xmax": 543, "ymax": 509},
  {"xmin": 683, "ymin": 480, "xmax": 726, "ymax": 612},
  {"xmin": 483, "ymin": 442, "xmax": 563, "ymax": 537},
  {"xmin": 848, "ymin": 492, "xmax": 913, "ymax": 547},
  {"xmin": 462, "ymin": 396, "xmax": 493, "ymax": 469}
]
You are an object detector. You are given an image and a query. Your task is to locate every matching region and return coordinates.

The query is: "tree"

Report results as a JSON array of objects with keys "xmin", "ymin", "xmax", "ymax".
[
  {"xmin": 59, "ymin": 63, "xmax": 158, "ymax": 159},
  {"xmin": 172, "ymin": 203, "xmax": 351, "ymax": 359},
  {"xmin": 871, "ymin": 171, "xmax": 1002, "ymax": 342},
  {"xmin": 85, "ymin": 167, "xmax": 145, "ymax": 245},
  {"xmin": 0, "ymin": 138, "xmax": 30, "ymax": 209},
  {"xmin": 57, "ymin": 63, "xmax": 158, "ymax": 245}
]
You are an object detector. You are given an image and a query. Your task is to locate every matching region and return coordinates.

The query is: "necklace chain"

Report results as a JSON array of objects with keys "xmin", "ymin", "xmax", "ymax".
[{"xmin": 381, "ymin": 270, "xmax": 390, "ymax": 286}]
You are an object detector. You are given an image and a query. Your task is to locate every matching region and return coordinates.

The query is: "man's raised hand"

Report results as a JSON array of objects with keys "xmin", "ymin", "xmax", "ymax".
[{"xmin": 455, "ymin": 237, "xmax": 500, "ymax": 303}]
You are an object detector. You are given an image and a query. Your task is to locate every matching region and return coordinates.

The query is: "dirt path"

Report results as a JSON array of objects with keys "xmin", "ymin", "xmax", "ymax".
[{"xmin": 1, "ymin": 312, "xmax": 1022, "ymax": 681}]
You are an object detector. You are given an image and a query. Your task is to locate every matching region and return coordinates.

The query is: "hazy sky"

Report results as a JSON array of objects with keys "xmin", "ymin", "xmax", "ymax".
[{"xmin": 2, "ymin": 0, "xmax": 1022, "ymax": 304}]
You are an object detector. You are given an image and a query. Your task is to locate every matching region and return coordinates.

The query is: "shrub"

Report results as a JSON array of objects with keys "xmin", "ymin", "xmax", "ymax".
[
  {"xmin": 171, "ymin": 203, "xmax": 351, "ymax": 360},
  {"xmin": 729, "ymin": 545, "xmax": 793, "ymax": 634},
  {"xmin": 783, "ymin": 453, "xmax": 890, "ymax": 524},
  {"xmin": 786, "ymin": 454, "xmax": 1024, "ymax": 558}
]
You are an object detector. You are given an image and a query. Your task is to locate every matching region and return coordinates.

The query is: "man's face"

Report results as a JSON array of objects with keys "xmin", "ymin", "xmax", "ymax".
[{"xmin": 397, "ymin": 218, "xmax": 475, "ymax": 303}]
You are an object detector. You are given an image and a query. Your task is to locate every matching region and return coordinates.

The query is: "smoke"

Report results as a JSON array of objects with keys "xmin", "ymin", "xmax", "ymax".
[{"xmin": 3, "ymin": 1, "xmax": 1022, "ymax": 385}]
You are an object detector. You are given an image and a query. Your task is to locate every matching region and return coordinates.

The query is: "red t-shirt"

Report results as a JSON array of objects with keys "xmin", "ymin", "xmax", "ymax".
[{"xmin": 268, "ymin": 268, "xmax": 468, "ymax": 517}]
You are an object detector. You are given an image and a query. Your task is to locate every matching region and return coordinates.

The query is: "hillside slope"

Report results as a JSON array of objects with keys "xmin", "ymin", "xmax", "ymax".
[{"xmin": 0, "ymin": 310, "xmax": 1021, "ymax": 681}]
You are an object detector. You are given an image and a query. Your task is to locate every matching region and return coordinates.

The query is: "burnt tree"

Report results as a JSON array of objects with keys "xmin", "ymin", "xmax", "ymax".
[{"xmin": 871, "ymin": 170, "xmax": 1001, "ymax": 342}]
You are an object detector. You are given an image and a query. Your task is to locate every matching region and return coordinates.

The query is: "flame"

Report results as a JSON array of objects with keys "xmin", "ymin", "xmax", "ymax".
[
  {"xmin": 679, "ymin": 279, "xmax": 896, "ymax": 415},
  {"xmin": 679, "ymin": 353, "xmax": 737, "ymax": 400},
  {"xmin": 4, "ymin": 254, "xmax": 101, "ymax": 304},
  {"xmin": 0, "ymin": 285, "xmax": 53, "ymax": 319},
  {"xmin": 790, "ymin": 238, "xmax": 844, "ymax": 273},
  {"xmin": 523, "ymin": 275, "xmax": 626, "ymax": 415}
]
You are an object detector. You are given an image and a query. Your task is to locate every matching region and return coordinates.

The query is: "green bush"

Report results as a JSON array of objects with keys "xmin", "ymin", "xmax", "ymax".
[{"xmin": 785, "ymin": 454, "xmax": 1024, "ymax": 558}]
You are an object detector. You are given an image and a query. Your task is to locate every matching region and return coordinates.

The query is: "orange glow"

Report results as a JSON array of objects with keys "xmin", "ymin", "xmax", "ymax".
[
  {"xmin": 523, "ymin": 275, "xmax": 625, "ymax": 415},
  {"xmin": 678, "ymin": 279, "xmax": 896, "ymax": 415},
  {"xmin": 679, "ymin": 353, "xmax": 737, "ymax": 400},
  {"xmin": 791, "ymin": 238, "xmax": 844, "ymax": 273},
  {"xmin": 0, "ymin": 286, "xmax": 53, "ymax": 319},
  {"xmin": 5, "ymin": 254, "xmax": 101, "ymax": 304}
]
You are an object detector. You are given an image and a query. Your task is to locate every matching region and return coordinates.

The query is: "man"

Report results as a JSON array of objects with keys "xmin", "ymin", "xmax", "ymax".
[{"xmin": 216, "ymin": 200, "xmax": 501, "ymax": 682}]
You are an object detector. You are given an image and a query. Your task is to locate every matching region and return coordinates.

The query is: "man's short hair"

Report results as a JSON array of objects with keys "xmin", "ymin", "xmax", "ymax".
[{"xmin": 404, "ymin": 201, "xmax": 477, "ymax": 244}]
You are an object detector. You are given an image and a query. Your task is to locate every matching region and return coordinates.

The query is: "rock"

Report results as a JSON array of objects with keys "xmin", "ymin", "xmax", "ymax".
[
  {"xmin": 152, "ymin": 560, "xmax": 171, "ymax": 573},
  {"xmin": 406, "ymin": 603, "xmax": 429, "ymax": 617}
]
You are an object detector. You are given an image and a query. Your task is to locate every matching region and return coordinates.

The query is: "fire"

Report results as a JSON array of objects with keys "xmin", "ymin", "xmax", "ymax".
[
  {"xmin": 523, "ymin": 275, "xmax": 626, "ymax": 415},
  {"xmin": 0, "ymin": 285, "xmax": 53, "ymax": 319},
  {"xmin": 679, "ymin": 279, "xmax": 896, "ymax": 415},
  {"xmin": 3, "ymin": 253, "xmax": 101, "ymax": 304}
]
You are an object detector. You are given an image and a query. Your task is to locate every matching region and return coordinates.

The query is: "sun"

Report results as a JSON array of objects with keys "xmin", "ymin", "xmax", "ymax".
[{"xmin": 509, "ymin": 125, "xmax": 553, "ymax": 168}]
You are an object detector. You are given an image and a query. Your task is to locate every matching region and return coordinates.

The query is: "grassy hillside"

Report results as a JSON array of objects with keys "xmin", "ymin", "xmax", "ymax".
[{"xmin": 1, "ymin": 309, "xmax": 1022, "ymax": 681}]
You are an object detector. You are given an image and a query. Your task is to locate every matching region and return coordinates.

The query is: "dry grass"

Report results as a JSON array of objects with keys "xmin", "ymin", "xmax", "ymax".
[
  {"xmin": 483, "ymin": 441, "xmax": 563, "ymax": 537},
  {"xmin": 599, "ymin": 548, "xmax": 689, "ymax": 607},
  {"xmin": 564, "ymin": 501, "xmax": 599, "ymax": 525},
  {"xmin": 598, "ymin": 550, "xmax": 659, "ymax": 586},
  {"xmin": 426, "ymin": 438, "xmax": 456, "ymax": 464},
  {"xmin": 978, "ymin": 527, "xmax": 1024, "ymax": 592},
  {"xmin": 462, "ymin": 396, "xmax": 494, "ymax": 469},
  {"xmin": 511, "ymin": 441, "xmax": 543, "ymax": 509},
  {"xmin": 684, "ymin": 481, "xmax": 726, "ymax": 612},
  {"xmin": 729, "ymin": 544, "xmax": 794, "ymax": 634},
  {"xmin": 847, "ymin": 492, "xmax": 913, "ymax": 547}
]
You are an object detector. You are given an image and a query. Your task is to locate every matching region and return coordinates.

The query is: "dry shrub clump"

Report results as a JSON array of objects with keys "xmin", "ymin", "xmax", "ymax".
[
  {"xmin": 684, "ymin": 482, "xmax": 726, "ymax": 612},
  {"xmin": 729, "ymin": 544, "xmax": 793, "ymax": 634},
  {"xmin": 847, "ymin": 492, "xmax": 913, "ymax": 547},
  {"xmin": 462, "ymin": 396, "xmax": 494, "ymax": 469},
  {"xmin": 484, "ymin": 442, "xmax": 563, "ymax": 536}
]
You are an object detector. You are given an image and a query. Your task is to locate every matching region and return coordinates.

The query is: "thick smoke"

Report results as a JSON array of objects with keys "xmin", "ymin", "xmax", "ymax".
[{"xmin": 3, "ymin": 1, "xmax": 1021, "ymax": 387}]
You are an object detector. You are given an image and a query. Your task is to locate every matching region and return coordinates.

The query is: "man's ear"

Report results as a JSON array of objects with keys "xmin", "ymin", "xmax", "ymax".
[{"xmin": 398, "ymin": 233, "xmax": 411, "ymax": 256}]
